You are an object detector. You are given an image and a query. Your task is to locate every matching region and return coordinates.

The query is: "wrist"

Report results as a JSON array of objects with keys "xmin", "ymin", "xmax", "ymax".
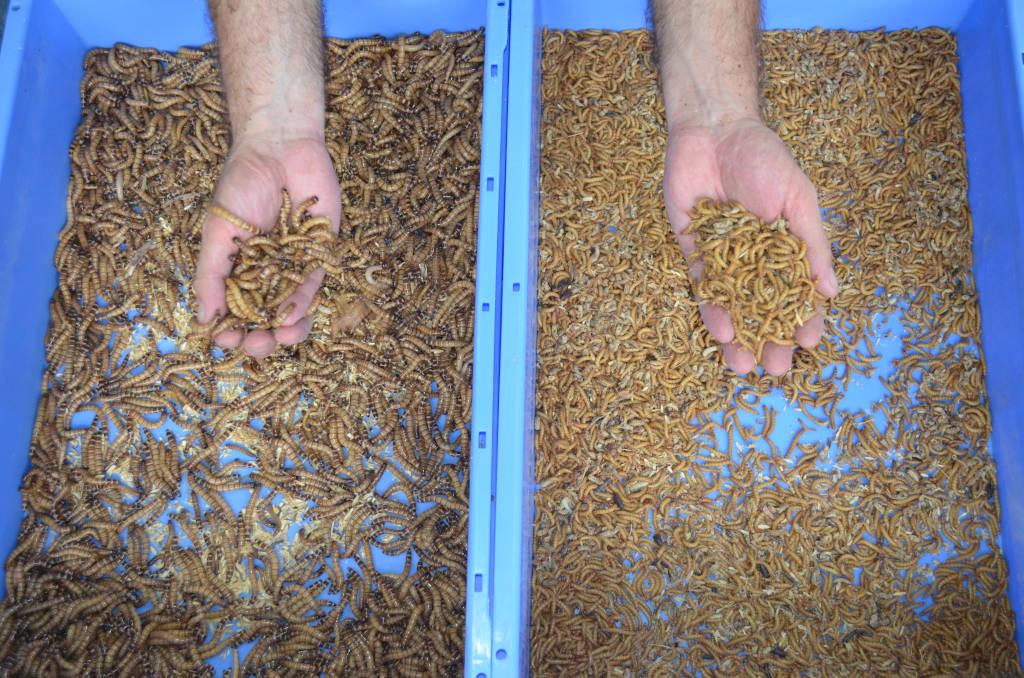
[
  {"xmin": 230, "ymin": 82, "xmax": 326, "ymax": 143},
  {"xmin": 234, "ymin": 113, "xmax": 325, "ymax": 146},
  {"xmin": 666, "ymin": 113, "xmax": 762, "ymax": 142},
  {"xmin": 660, "ymin": 64, "xmax": 760, "ymax": 131},
  {"xmin": 228, "ymin": 128, "xmax": 326, "ymax": 168},
  {"xmin": 667, "ymin": 104, "xmax": 760, "ymax": 132},
  {"xmin": 210, "ymin": 0, "xmax": 326, "ymax": 144}
]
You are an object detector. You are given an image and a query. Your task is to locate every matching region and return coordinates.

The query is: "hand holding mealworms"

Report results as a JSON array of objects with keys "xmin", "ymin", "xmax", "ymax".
[
  {"xmin": 652, "ymin": 0, "xmax": 838, "ymax": 375},
  {"xmin": 664, "ymin": 119, "xmax": 837, "ymax": 374},
  {"xmin": 196, "ymin": 0, "xmax": 339, "ymax": 358},
  {"xmin": 196, "ymin": 186, "xmax": 339, "ymax": 339},
  {"xmin": 196, "ymin": 137, "xmax": 341, "ymax": 357}
]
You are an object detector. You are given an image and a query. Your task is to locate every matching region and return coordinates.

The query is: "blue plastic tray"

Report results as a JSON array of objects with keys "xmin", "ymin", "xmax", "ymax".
[
  {"xmin": 473, "ymin": 1, "xmax": 1024, "ymax": 676},
  {"xmin": 3, "ymin": 0, "xmax": 1024, "ymax": 676},
  {"xmin": 0, "ymin": 0, "xmax": 511, "ymax": 674}
]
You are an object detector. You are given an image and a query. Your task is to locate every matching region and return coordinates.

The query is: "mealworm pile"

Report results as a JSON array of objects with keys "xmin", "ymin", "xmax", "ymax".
[
  {"xmin": 687, "ymin": 198, "xmax": 824, "ymax": 361},
  {"xmin": 198, "ymin": 192, "xmax": 337, "ymax": 334},
  {"xmin": 533, "ymin": 28, "xmax": 1019, "ymax": 677},
  {"xmin": 0, "ymin": 29, "xmax": 482, "ymax": 677}
]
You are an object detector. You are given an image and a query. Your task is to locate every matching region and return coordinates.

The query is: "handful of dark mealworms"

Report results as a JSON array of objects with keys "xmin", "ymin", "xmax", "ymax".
[
  {"xmin": 687, "ymin": 198, "xmax": 824, "ymax": 361},
  {"xmin": 194, "ymin": 190, "xmax": 337, "ymax": 335}
]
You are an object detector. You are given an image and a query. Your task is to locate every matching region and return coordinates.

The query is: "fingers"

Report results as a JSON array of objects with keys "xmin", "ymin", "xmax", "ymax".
[
  {"xmin": 280, "ymin": 268, "xmax": 325, "ymax": 327},
  {"xmin": 275, "ymin": 316, "xmax": 315, "ymax": 346},
  {"xmin": 722, "ymin": 342, "xmax": 756, "ymax": 374},
  {"xmin": 681, "ymin": 249, "xmax": 736, "ymax": 346},
  {"xmin": 241, "ymin": 329, "xmax": 277, "ymax": 360},
  {"xmin": 269, "ymin": 267, "xmax": 324, "ymax": 347},
  {"xmin": 718, "ymin": 339, "xmax": 794, "ymax": 376},
  {"xmin": 307, "ymin": 183, "xmax": 342, "ymax": 236},
  {"xmin": 263, "ymin": 147, "xmax": 339, "ymax": 349},
  {"xmin": 226, "ymin": 257, "xmax": 324, "ymax": 356},
  {"xmin": 230, "ymin": 267, "xmax": 322, "ymax": 355},
  {"xmin": 761, "ymin": 342, "xmax": 795, "ymax": 377},
  {"xmin": 716, "ymin": 339, "xmax": 797, "ymax": 376},
  {"xmin": 698, "ymin": 301, "xmax": 735, "ymax": 346},
  {"xmin": 691, "ymin": 254, "xmax": 743, "ymax": 366},
  {"xmin": 785, "ymin": 178, "xmax": 838, "ymax": 298},
  {"xmin": 214, "ymin": 328, "xmax": 244, "ymax": 350},
  {"xmin": 196, "ymin": 211, "xmax": 248, "ymax": 350},
  {"xmin": 795, "ymin": 307, "xmax": 825, "ymax": 349},
  {"xmin": 197, "ymin": 210, "xmax": 267, "ymax": 351},
  {"xmin": 674, "ymin": 230, "xmax": 697, "ymax": 258}
]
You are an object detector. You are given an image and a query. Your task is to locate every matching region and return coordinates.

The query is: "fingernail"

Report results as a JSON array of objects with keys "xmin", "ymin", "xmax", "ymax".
[
  {"xmin": 828, "ymin": 270, "xmax": 839, "ymax": 293},
  {"xmin": 198, "ymin": 302, "xmax": 208, "ymax": 323}
]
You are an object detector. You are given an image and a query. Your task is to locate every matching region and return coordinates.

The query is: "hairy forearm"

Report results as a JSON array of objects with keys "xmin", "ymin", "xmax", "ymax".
[
  {"xmin": 651, "ymin": 0, "xmax": 760, "ymax": 129},
  {"xmin": 209, "ymin": 0, "xmax": 325, "ymax": 141}
]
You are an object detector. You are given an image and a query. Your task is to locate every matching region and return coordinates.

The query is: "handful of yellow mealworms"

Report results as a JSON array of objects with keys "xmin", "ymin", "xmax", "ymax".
[
  {"xmin": 687, "ymin": 198, "xmax": 824, "ymax": 361},
  {"xmin": 195, "ymin": 190, "xmax": 337, "ymax": 335}
]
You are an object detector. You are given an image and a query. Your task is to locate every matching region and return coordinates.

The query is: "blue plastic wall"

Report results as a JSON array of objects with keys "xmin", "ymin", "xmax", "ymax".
[
  {"xmin": 475, "ymin": 0, "xmax": 1024, "ymax": 676},
  {"xmin": 481, "ymin": 1, "xmax": 539, "ymax": 676},
  {"xmin": 0, "ymin": 0, "xmax": 87, "ymax": 592},
  {"xmin": 959, "ymin": 0, "xmax": 1024, "ymax": 661}
]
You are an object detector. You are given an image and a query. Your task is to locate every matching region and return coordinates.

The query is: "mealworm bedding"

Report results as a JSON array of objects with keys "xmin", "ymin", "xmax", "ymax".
[
  {"xmin": 0, "ymin": 29, "xmax": 482, "ymax": 677},
  {"xmin": 533, "ymin": 28, "xmax": 1019, "ymax": 677},
  {"xmin": 686, "ymin": 198, "xmax": 825, "ymax": 362}
]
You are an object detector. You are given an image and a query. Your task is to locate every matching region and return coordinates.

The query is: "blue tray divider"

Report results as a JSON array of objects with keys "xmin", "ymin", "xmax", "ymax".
[
  {"xmin": 465, "ymin": 0, "xmax": 512, "ymax": 676},
  {"xmin": 489, "ymin": 0, "xmax": 540, "ymax": 675}
]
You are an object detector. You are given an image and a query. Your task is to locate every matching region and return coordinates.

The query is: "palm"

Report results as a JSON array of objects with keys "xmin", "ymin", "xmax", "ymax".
[
  {"xmin": 663, "ymin": 118, "xmax": 836, "ymax": 375},
  {"xmin": 195, "ymin": 136, "xmax": 342, "ymax": 359}
]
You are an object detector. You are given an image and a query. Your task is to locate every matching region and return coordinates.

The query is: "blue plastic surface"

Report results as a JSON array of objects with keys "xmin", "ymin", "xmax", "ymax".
[
  {"xmin": 540, "ymin": 0, "xmax": 978, "ymax": 31},
  {"xmin": 50, "ymin": 0, "xmax": 486, "ymax": 48},
  {"xmin": 481, "ymin": 0, "xmax": 1024, "ymax": 675},
  {"xmin": 0, "ymin": 0, "xmax": 85, "ymax": 595}
]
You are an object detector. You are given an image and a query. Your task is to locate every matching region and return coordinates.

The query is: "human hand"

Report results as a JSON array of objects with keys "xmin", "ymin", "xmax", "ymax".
[
  {"xmin": 195, "ymin": 134, "xmax": 341, "ymax": 359},
  {"xmin": 663, "ymin": 117, "xmax": 838, "ymax": 375}
]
